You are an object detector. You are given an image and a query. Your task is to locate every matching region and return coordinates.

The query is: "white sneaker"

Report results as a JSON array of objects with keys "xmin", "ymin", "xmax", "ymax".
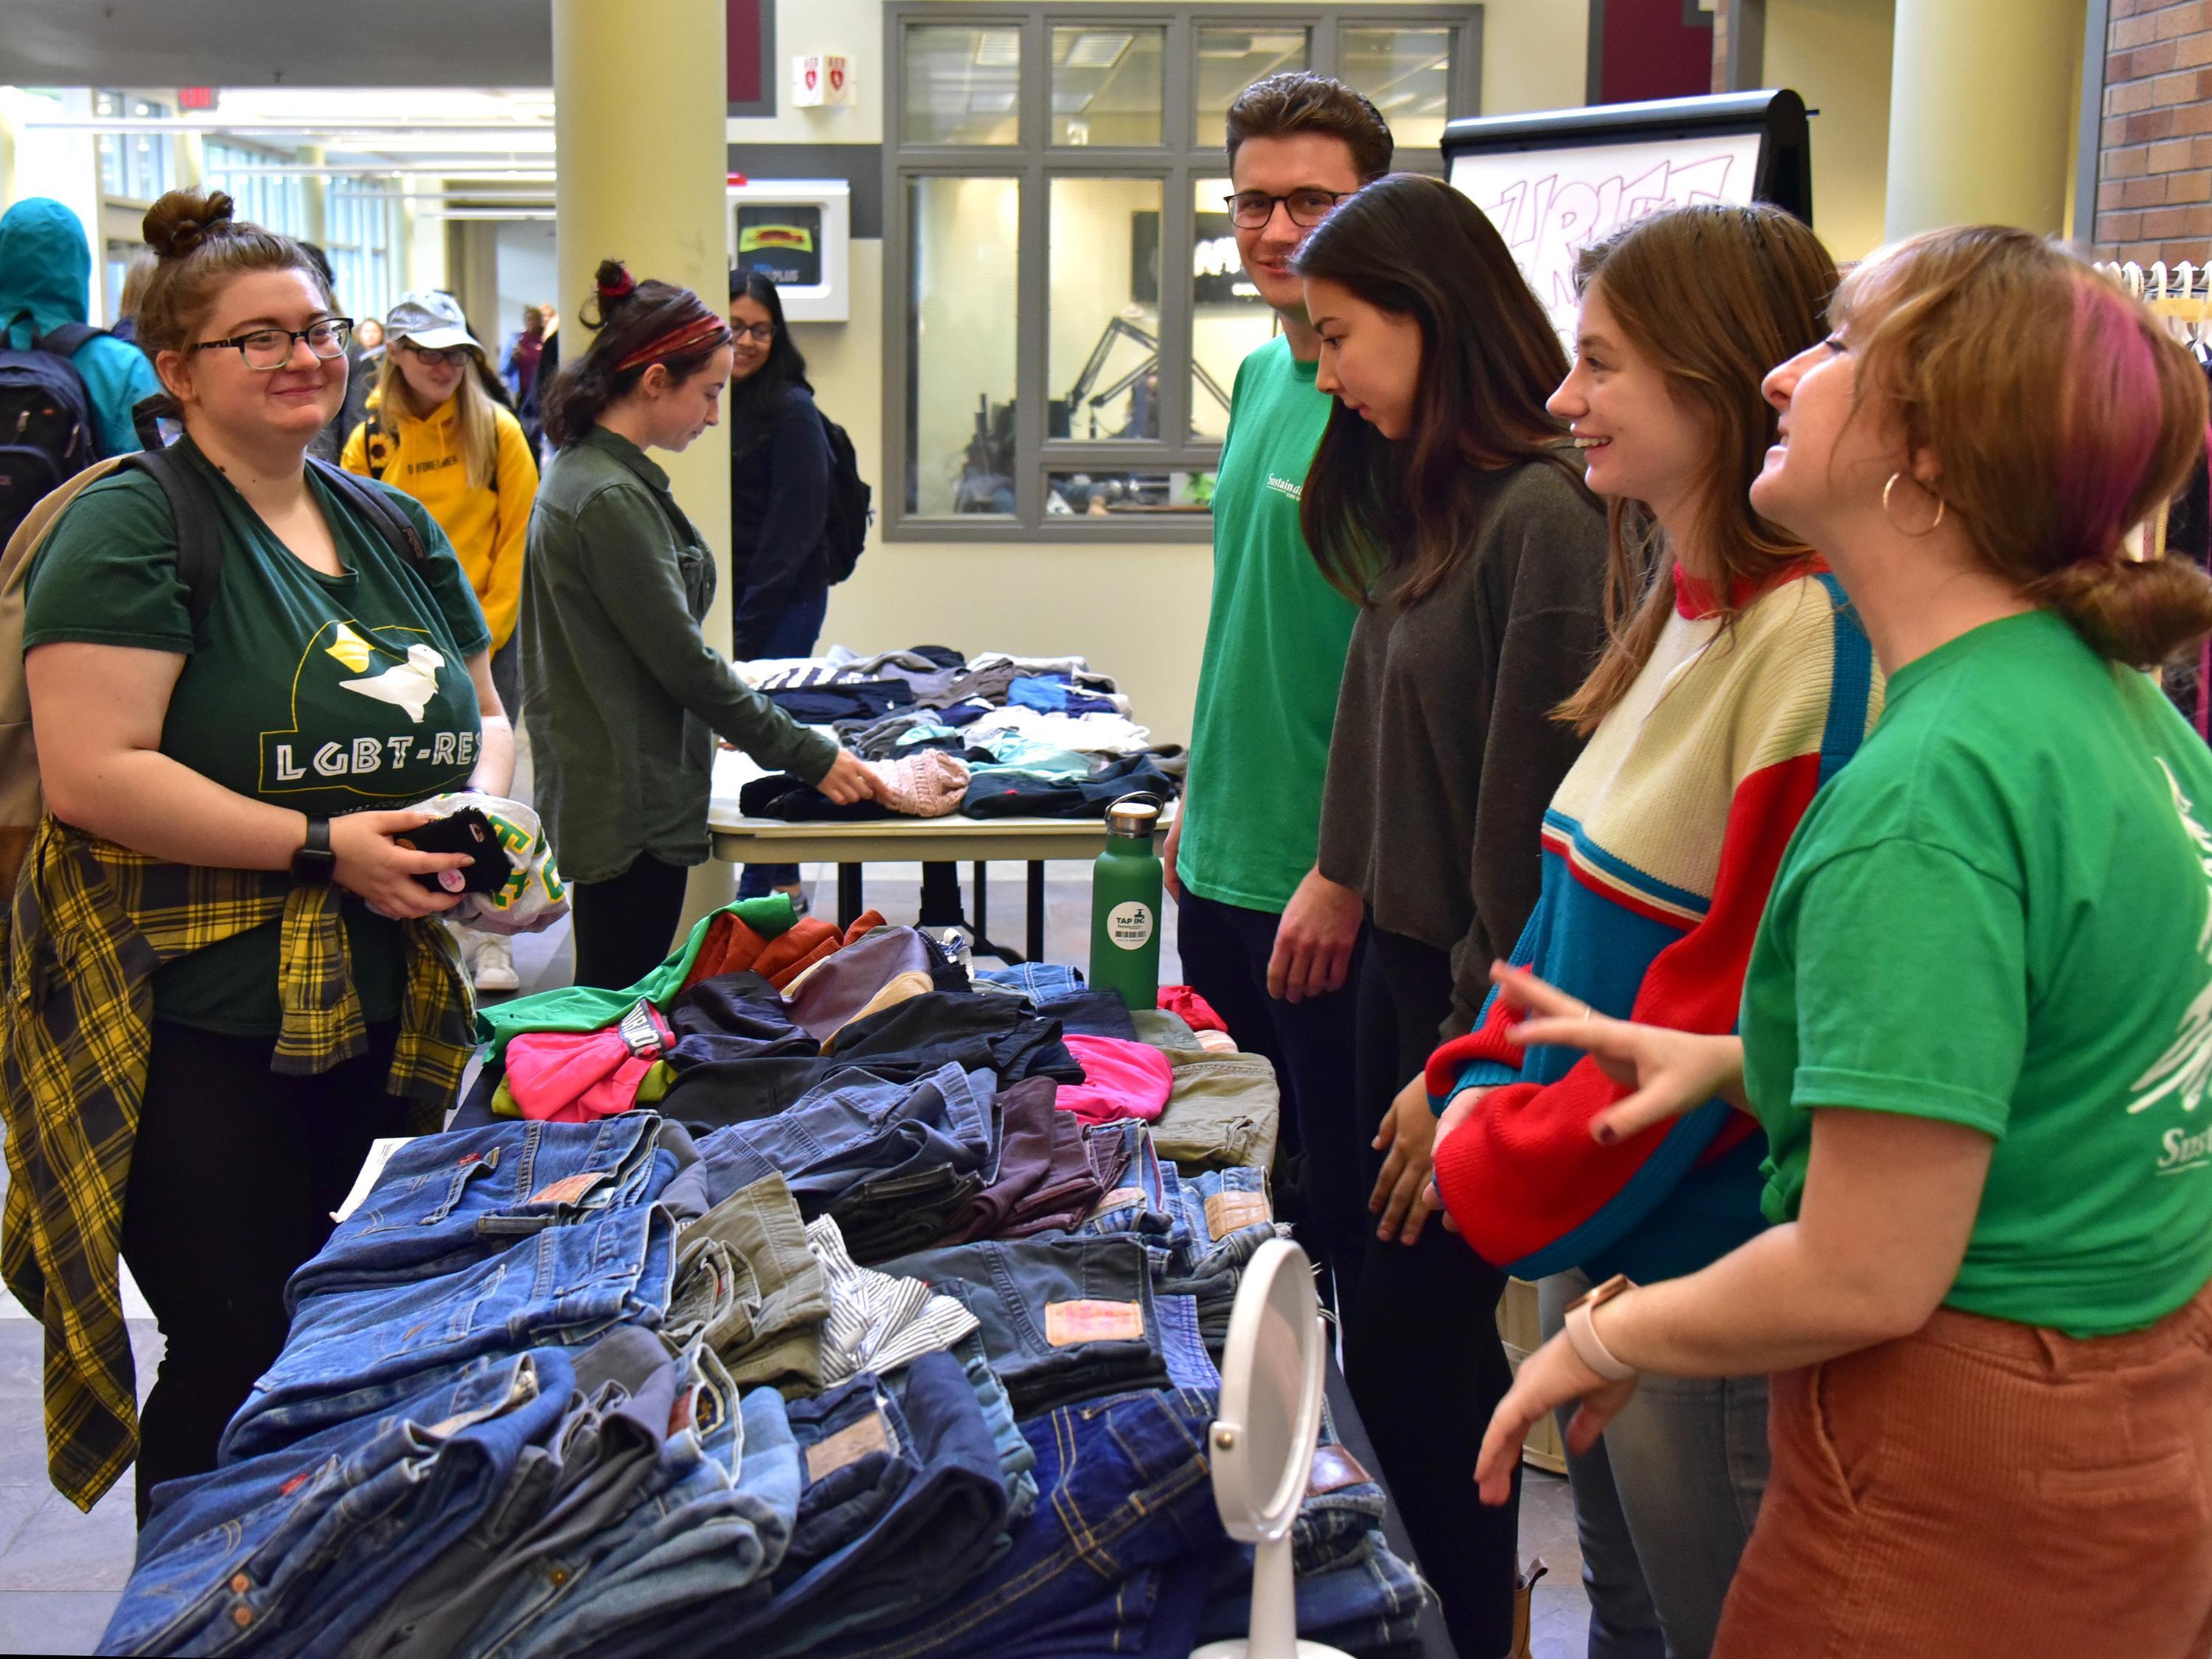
[{"xmin": 472, "ymin": 933, "xmax": 520, "ymax": 994}]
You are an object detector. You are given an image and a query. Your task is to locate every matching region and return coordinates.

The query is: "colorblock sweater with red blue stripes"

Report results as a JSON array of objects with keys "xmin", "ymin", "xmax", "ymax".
[{"xmin": 1427, "ymin": 563, "xmax": 1881, "ymax": 1283}]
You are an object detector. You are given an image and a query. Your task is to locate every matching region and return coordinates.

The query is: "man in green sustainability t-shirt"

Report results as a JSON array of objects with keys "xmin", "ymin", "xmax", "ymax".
[{"xmin": 1166, "ymin": 73, "xmax": 1388, "ymax": 1292}]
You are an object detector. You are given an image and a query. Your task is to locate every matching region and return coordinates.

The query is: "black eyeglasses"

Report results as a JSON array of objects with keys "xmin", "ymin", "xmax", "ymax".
[
  {"xmin": 730, "ymin": 321, "xmax": 777, "ymax": 344},
  {"xmin": 192, "ymin": 318, "xmax": 354, "ymax": 370},
  {"xmin": 1222, "ymin": 189, "xmax": 1352, "ymax": 230},
  {"xmin": 397, "ymin": 340, "xmax": 476, "ymax": 368}
]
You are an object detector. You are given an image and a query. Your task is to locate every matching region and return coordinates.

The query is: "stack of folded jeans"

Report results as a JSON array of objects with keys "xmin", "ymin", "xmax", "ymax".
[
  {"xmin": 104, "ymin": 910, "xmax": 1434, "ymax": 1657},
  {"xmin": 880, "ymin": 1236, "xmax": 1174, "ymax": 1416},
  {"xmin": 686, "ymin": 1062, "xmax": 1001, "ymax": 1267},
  {"xmin": 937, "ymin": 1076, "xmax": 1127, "ymax": 1244}
]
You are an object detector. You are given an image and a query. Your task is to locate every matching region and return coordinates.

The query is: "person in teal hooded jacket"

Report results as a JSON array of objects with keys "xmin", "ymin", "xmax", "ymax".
[{"xmin": 0, "ymin": 198, "xmax": 161, "ymax": 456}]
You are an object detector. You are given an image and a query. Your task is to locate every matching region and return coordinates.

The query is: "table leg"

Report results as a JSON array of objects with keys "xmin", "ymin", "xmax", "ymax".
[
  {"xmin": 837, "ymin": 864, "xmax": 864, "ymax": 933},
  {"xmin": 1028, "ymin": 860, "xmax": 1047, "ymax": 964},
  {"xmin": 969, "ymin": 860, "xmax": 1025, "ymax": 966}
]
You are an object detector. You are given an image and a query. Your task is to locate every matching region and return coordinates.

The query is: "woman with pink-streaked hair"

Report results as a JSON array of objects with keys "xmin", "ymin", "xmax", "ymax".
[{"xmin": 1449, "ymin": 226, "xmax": 2212, "ymax": 1658}]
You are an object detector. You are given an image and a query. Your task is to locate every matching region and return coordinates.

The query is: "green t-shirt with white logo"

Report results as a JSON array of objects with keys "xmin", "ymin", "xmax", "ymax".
[
  {"xmin": 24, "ymin": 438, "xmax": 490, "ymax": 1034},
  {"xmin": 1180, "ymin": 335, "xmax": 1357, "ymax": 914},
  {"xmin": 1743, "ymin": 609, "xmax": 2212, "ymax": 1337}
]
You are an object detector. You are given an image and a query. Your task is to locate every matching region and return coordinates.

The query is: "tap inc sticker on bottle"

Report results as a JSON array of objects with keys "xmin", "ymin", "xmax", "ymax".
[{"xmin": 1108, "ymin": 901, "xmax": 1155, "ymax": 950}]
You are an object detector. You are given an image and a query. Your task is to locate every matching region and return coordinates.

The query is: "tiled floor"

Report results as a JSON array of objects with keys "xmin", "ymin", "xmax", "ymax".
[{"xmin": 0, "ymin": 864, "xmax": 1595, "ymax": 1657}]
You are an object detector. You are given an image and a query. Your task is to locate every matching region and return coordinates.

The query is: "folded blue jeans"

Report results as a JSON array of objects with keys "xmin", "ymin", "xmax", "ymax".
[
  {"xmin": 891, "ymin": 1331, "xmax": 1037, "ymax": 1527},
  {"xmin": 737, "ymin": 1350, "xmax": 1010, "ymax": 1657},
  {"xmin": 880, "ymin": 1237, "xmax": 1172, "ymax": 1417},
  {"xmin": 1197, "ymin": 1527, "xmax": 1430, "ymax": 1652},
  {"xmin": 222, "ymin": 1203, "xmax": 676, "ymax": 1464},
  {"xmin": 102, "ymin": 1349, "xmax": 573, "ymax": 1659},
  {"xmin": 695, "ymin": 1064, "xmax": 998, "ymax": 1217},
  {"xmin": 472, "ymin": 1352, "xmax": 802, "ymax": 1659},
  {"xmin": 808, "ymin": 1385, "xmax": 1224, "ymax": 1659},
  {"xmin": 288, "ymin": 1115, "xmax": 672, "ymax": 1313}
]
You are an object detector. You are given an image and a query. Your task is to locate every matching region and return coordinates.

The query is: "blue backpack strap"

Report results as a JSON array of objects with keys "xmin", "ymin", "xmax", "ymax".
[{"xmin": 32, "ymin": 323, "xmax": 102, "ymax": 360}]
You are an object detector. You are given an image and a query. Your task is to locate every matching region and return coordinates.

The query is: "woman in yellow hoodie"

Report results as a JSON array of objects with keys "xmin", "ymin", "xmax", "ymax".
[{"xmin": 344, "ymin": 289, "xmax": 538, "ymax": 991}]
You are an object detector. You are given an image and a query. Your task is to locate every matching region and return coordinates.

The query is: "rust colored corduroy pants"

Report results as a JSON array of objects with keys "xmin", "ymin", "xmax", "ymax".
[{"xmin": 1714, "ymin": 1279, "xmax": 2212, "ymax": 1659}]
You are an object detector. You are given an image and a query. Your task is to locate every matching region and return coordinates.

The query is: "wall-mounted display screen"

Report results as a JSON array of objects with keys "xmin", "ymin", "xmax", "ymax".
[{"xmin": 735, "ymin": 204, "xmax": 824, "ymax": 288}]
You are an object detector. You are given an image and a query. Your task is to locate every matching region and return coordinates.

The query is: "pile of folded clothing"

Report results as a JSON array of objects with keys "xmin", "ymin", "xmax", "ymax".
[
  {"xmin": 736, "ymin": 644, "xmax": 1186, "ymax": 822},
  {"xmin": 99, "ymin": 899, "xmax": 1428, "ymax": 1658}
]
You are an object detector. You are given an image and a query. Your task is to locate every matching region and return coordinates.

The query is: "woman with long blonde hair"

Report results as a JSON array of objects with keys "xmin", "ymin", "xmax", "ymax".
[{"xmin": 343, "ymin": 289, "xmax": 538, "ymax": 991}]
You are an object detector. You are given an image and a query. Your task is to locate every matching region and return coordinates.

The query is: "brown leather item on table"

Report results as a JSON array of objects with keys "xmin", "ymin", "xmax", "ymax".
[
  {"xmin": 754, "ymin": 917, "xmax": 841, "ymax": 987},
  {"xmin": 677, "ymin": 911, "xmax": 772, "ymax": 995}
]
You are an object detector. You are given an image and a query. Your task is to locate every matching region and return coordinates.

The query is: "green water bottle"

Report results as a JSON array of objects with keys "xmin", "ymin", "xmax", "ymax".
[{"xmin": 1089, "ymin": 795, "xmax": 1164, "ymax": 1011}]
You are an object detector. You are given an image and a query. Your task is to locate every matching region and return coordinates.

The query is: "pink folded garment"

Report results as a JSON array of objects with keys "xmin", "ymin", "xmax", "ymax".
[
  {"xmin": 1055, "ymin": 1033, "xmax": 1175, "ymax": 1125},
  {"xmin": 506, "ymin": 1000, "xmax": 675, "ymax": 1122},
  {"xmin": 866, "ymin": 751, "xmax": 971, "ymax": 817}
]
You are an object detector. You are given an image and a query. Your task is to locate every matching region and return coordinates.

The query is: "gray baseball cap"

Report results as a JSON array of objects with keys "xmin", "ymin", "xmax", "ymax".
[{"xmin": 383, "ymin": 290, "xmax": 481, "ymax": 354}]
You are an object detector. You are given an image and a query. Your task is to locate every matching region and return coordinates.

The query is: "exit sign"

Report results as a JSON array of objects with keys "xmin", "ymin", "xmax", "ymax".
[{"xmin": 178, "ymin": 88, "xmax": 218, "ymax": 111}]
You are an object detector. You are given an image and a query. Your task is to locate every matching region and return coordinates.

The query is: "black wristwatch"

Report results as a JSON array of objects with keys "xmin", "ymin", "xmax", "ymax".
[{"xmin": 291, "ymin": 815, "xmax": 336, "ymax": 885}]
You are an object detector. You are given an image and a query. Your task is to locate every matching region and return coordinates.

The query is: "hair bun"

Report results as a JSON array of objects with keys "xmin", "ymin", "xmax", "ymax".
[
  {"xmin": 2034, "ymin": 552, "xmax": 2212, "ymax": 670},
  {"xmin": 143, "ymin": 189, "xmax": 236, "ymax": 260},
  {"xmin": 594, "ymin": 260, "xmax": 637, "ymax": 302}
]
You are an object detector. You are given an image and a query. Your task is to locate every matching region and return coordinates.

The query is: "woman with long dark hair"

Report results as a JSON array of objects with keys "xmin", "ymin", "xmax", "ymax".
[
  {"xmin": 1293, "ymin": 171, "xmax": 1611, "ymax": 1659},
  {"xmin": 1470, "ymin": 226, "xmax": 2212, "ymax": 1659},
  {"xmin": 523, "ymin": 260, "xmax": 883, "ymax": 990},
  {"xmin": 727, "ymin": 269, "xmax": 838, "ymax": 903}
]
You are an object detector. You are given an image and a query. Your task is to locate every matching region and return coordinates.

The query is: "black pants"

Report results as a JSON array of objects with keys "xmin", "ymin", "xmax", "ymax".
[
  {"xmin": 571, "ymin": 852, "xmax": 692, "ymax": 990},
  {"xmin": 121, "ymin": 1019, "xmax": 411, "ymax": 1523},
  {"xmin": 1172, "ymin": 885, "xmax": 1365, "ymax": 1304},
  {"xmin": 1345, "ymin": 927, "xmax": 1520, "ymax": 1659},
  {"xmin": 488, "ymin": 636, "xmax": 524, "ymax": 728}
]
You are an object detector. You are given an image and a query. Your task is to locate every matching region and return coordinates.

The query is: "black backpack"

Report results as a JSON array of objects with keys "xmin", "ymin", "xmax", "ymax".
[
  {"xmin": 818, "ymin": 411, "xmax": 874, "ymax": 585},
  {"xmin": 0, "ymin": 319, "xmax": 105, "ymax": 553}
]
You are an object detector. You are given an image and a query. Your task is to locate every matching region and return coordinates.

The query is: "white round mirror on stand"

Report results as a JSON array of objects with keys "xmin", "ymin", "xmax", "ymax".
[{"xmin": 1192, "ymin": 1237, "xmax": 1354, "ymax": 1659}]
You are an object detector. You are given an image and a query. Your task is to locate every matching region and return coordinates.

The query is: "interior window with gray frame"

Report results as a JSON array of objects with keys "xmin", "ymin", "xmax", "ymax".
[{"xmin": 884, "ymin": 4, "xmax": 1483, "ymax": 540}]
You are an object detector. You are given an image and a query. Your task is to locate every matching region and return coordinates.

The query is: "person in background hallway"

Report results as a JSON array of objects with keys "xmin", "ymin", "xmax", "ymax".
[
  {"xmin": 10, "ymin": 189, "xmax": 506, "ymax": 1518},
  {"xmin": 342, "ymin": 288, "xmax": 540, "ymax": 995},
  {"xmin": 111, "ymin": 247, "xmax": 156, "ymax": 347},
  {"xmin": 1293, "ymin": 172, "xmax": 1610, "ymax": 1659},
  {"xmin": 1166, "ymin": 72, "xmax": 1390, "ymax": 1311},
  {"xmin": 726, "ymin": 268, "xmax": 838, "ymax": 910},
  {"xmin": 298, "ymin": 242, "xmax": 371, "ymax": 466},
  {"xmin": 1422, "ymin": 204, "xmax": 1857, "ymax": 1659},
  {"xmin": 523, "ymin": 260, "xmax": 886, "ymax": 992},
  {"xmin": 504, "ymin": 304, "xmax": 546, "ymax": 407},
  {"xmin": 1470, "ymin": 225, "xmax": 2212, "ymax": 1659},
  {"xmin": 0, "ymin": 198, "xmax": 161, "ymax": 456}
]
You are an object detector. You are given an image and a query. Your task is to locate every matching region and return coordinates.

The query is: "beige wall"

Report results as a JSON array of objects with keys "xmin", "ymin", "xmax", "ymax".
[
  {"xmin": 776, "ymin": 0, "xmax": 1593, "ymax": 747},
  {"xmin": 1765, "ymin": 0, "xmax": 1896, "ymax": 262}
]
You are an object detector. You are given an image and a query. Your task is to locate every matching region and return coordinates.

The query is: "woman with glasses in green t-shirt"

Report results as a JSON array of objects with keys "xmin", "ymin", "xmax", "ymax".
[
  {"xmin": 1450, "ymin": 226, "xmax": 2212, "ymax": 1657},
  {"xmin": 13, "ymin": 189, "xmax": 509, "ymax": 1517}
]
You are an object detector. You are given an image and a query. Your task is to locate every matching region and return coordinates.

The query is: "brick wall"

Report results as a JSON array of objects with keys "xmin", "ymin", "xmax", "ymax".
[{"xmin": 2098, "ymin": 1, "xmax": 2212, "ymax": 262}]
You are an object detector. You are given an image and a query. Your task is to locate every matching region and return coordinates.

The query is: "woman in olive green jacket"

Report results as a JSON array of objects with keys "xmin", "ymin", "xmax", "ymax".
[{"xmin": 523, "ymin": 260, "xmax": 883, "ymax": 988}]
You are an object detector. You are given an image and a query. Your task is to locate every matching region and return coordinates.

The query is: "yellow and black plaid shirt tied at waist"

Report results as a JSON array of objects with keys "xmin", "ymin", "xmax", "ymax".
[{"xmin": 0, "ymin": 818, "xmax": 476, "ymax": 1511}]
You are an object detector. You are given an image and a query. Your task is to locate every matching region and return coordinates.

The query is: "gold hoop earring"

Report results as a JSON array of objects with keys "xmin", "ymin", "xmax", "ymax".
[{"xmin": 1883, "ymin": 471, "xmax": 1947, "ymax": 537}]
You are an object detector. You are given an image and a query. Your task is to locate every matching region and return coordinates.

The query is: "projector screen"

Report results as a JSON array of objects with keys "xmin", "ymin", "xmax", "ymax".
[{"xmin": 1450, "ymin": 130, "xmax": 1765, "ymax": 340}]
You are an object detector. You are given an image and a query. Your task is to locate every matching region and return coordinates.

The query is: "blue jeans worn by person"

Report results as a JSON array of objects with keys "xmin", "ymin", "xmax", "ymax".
[
  {"xmin": 739, "ymin": 588, "xmax": 831, "ymax": 896},
  {"xmin": 286, "ymin": 1114, "xmax": 672, "ymax": 1310},
  {"xmin": 221, "ymin": 1202, "xmax": 676, "ymax": 1464},
  {"xmin": 695, "ymin": 1062, "xmax": 998, "ymax": 1217},
  {"xmin": 1172, "ymin": 885, "xmax": 1366, "ymax": 1303},
  {"xmin": 102, "ymin": 1349, "xmax": 574, "ymax": 1659},
  {"xmin": 881, "ymin": 1236, "xmax": 1172, "ymax": 1416},
  {"xmin": 1540, "ymin": 1269, "xmax": 1769, "ymax": 1659},
  {"xmin": 807, "ymin": 1385, "xmax": 1225, "ymax": 1659}
]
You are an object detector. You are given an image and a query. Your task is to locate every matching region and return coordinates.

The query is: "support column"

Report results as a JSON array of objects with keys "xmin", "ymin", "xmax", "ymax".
[
  {"xmin": 298, "ymin": 145, "xmax": 328, "ymax": 248},
  {"xmin": 553, "ymin": 0, "xmax": 739, "ymax": 936},
  {"xmin": 1885, "ymin": 0, "xmax": 2083, "ymax": 239}
]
